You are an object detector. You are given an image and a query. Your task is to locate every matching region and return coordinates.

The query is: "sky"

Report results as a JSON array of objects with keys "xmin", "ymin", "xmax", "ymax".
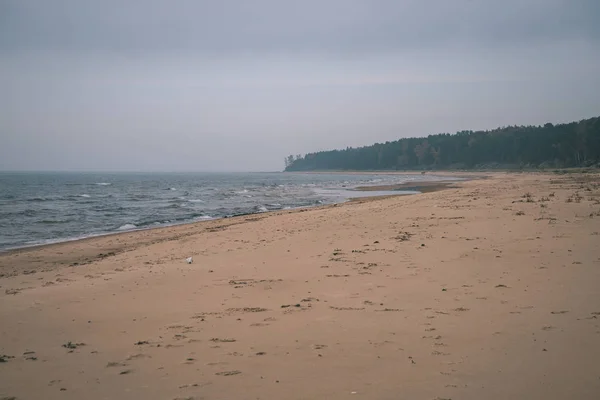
[{"xmin": 1, "ymin": 0, "xmax": 599, "ymax": 172}]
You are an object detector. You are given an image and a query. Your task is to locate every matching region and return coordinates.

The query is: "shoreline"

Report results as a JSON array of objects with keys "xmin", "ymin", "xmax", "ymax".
[
  {"xmin": 0, "ymin": 177, "xmax": 468, "ymax": 259},
  {"xmin": 0, "ymin": 177, "xmax": 465, "ymax": 277}
]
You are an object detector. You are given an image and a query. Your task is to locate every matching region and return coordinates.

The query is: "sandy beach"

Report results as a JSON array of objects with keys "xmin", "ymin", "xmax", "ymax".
[{"xmin": 1, "ymin": 171, "xmax": 599, "ymax": 400}]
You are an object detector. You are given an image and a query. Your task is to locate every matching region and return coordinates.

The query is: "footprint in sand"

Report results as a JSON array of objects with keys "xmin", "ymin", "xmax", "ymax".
[
  {"xmin": 119, "ymin": 369, "xmax": 134, "ymax": 375},
  {"xmin": 126, "ymin": 353, "xmax": 150, "ymax": 361},
  {"xmin": 106, "ymin": 361, "xmax": 128, "ymax": 368},
  {"xmin": 210, "ymin": 338, "xmax": 236, "ymax": 343},
  {"xmin": 541, "ymin": 326, "xmax": 556, "ymax": 331}
]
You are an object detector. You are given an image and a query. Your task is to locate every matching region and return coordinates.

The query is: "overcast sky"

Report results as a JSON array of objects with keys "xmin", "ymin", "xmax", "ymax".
[{"xmin": 1, "ymin": 0, "xmax": 599, "ymax": 171}]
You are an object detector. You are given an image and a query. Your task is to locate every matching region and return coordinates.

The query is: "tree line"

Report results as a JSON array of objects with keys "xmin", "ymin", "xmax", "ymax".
[{"xmin": 284, "ymin": 116, "xmax": 600, "ymax": 171}]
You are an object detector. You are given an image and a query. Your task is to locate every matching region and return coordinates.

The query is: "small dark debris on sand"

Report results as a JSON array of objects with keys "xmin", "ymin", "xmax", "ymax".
[
  {"xmin": 228, "ymin": 307, "xmax": 268, "ymax": 313},
  {"xmin": 281, "ymin": 304, "xmax": 301, "ymax": 308},
  {"xmin": 62, "ymin": 341, "xmax": 85, "ymax": 349},
  {"xmin": 216, "ymin": 370, "xmax": 241, "ymax": 376}
]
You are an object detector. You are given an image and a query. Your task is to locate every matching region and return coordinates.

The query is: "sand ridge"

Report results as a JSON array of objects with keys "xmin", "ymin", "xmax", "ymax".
[{"xmin": 1, "ymin": 172, "xmax": 600, "ymax": 399}]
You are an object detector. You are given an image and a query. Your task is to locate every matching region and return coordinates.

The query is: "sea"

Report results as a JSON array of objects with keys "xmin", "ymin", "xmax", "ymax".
[{"xmin": 0, "ymin": 172, "xmax": 453, "ymax": 251}]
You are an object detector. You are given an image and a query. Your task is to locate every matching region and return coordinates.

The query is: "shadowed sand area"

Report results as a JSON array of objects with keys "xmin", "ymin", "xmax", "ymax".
[{"xmin": 1, "ymin": 172, "xmax": 600, "ymax": 399}]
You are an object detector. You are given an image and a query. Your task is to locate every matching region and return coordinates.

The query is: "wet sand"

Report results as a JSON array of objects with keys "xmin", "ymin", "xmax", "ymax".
[
  {"xmin": 354, "ymin": 180, "xmax": 462, "ymax": 193},
  {"xmin": 1, "ymin": 171, "xmax": 600, "ymax": 399}
]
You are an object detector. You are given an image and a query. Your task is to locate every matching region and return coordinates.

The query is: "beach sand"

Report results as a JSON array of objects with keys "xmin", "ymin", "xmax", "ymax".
[{"xmin": 1, "ymin": 172, "xmax": 599, "ymax": 399}]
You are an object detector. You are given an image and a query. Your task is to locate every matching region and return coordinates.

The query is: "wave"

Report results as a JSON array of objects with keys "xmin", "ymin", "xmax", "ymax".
[
  {"xmin": 26, "ymin": 197, "xmax": 49, "ymax": 202},
  {"xmin": 129, "ymin": 195, "xmax": 154, "ymax": 202},
  {"xmin": 39, "ymin": 219, "xmax": 72, "ymax": 224},
  {"xmin": 13, "ymin": 209, "xmax": 38, "ymax": 217},
  {"xmin": 95, "ymin": 182, "xmax": 111, "ymax": 186},
  {"xmin": 116, "ymin": 223, "xmax": 137, "ymax": 231},
  {"xmin": 164, "ymin": 202, "xmax": 187, "ymax": 209},
  {"xmin": 79, "ymin": 194, "xmax": 91, "ymax": 198},
  {"xmin": 188, "ymin": 199, "xmax": 204, "ymax": 203},
  {"xmin": 120, "ymin": 214, "xmax": 214, "ymax": 230}
]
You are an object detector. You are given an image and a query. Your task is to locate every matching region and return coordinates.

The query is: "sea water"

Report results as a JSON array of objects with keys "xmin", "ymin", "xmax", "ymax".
[{"xmin": 0, "ymin": 171, "xmax": 453, "ymax": 250}]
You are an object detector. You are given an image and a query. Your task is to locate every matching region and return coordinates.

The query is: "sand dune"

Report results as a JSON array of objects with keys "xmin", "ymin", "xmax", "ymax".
[{"xmin": 1, "ymin": 172, "xmax": 599, "ymax": 399}]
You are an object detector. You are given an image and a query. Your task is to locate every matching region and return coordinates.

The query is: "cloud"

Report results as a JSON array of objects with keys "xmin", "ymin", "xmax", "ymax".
[{"xmin": 1, "ymin": 0, "xmax": 599, "ymax": 58}]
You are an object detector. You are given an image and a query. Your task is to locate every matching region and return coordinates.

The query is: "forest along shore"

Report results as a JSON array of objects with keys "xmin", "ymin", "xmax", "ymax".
[
  {"xmin": 1, "ymin": 172, "xmax": 599, "ymax": 400},
  {"xmin": 284, "ymin": 116, "xmax": 600, "ymax": 171}
]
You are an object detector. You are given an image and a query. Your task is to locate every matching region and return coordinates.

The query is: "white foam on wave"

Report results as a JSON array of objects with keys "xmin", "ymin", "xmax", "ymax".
[
  {"xmin": 194, "ymin": 215, "xmax": 214, "ymax": 221},
  {"xmin": 95, "ymin": 182, "xmax": 111, "ymax": 186},
  {"xmin": 258, "ymin": 206, "xmax": 268, "ymax": 212},
  {"xmin": 188, "ymin": 199, "xmax": 204, "ymax": 203},
  {"xmin": 79, "ymin": 194, "xmax": 91, "ymax": 198},
  {"xmin": 170, "ymin": 188, "xmax": 177, "ymax": 191},
  {"xmin": 117, "ymin": 223, "xmax": 137, "ymax": 231}
]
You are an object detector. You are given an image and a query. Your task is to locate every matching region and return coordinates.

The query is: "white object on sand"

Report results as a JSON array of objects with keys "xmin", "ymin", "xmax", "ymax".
[{"xmin": 186, "ymin": 257, "xmax": 193, "ymax": 264}]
